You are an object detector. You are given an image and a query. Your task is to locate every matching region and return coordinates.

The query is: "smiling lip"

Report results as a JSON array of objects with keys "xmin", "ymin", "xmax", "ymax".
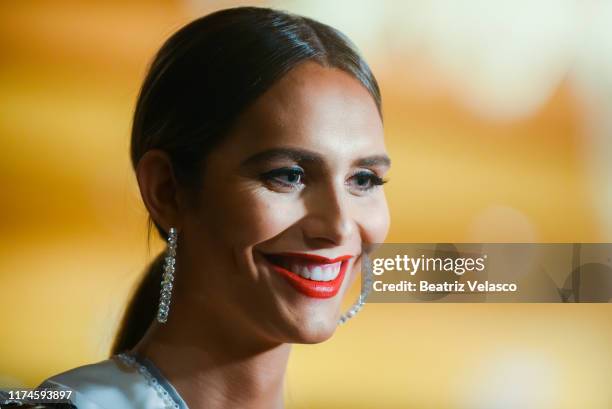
[{"xmin": 262, "ymin": 252, "xmax": 353, "ymax": 298}]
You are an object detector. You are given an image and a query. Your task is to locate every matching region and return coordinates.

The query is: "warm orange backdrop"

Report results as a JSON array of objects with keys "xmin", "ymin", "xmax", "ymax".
[{"xmin": 1, "ymin": 2, "xmax": 611, "ymax": 408}]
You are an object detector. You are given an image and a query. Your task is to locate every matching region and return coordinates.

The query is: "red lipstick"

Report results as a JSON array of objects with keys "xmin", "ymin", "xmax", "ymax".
[{"xmin": 263, "ymin": 252, "xmax": 353, "ymax": 298}]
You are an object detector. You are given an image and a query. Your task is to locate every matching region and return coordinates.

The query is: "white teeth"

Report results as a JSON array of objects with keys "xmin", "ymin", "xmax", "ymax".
[
  {"xmin": 323, "ymin": 265, "xmax": 332, "ymax": 279},
  {"xmin": 287, "ymin": 261, "xmax": 342, "ymax": 282},
  {"xmin": 311, "ymin": 266, "xmax": 323, "ymax": 281}
]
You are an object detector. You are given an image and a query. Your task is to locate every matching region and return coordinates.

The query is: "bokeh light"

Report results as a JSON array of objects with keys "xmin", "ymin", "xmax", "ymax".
[{"xmin": 1, "ymin": 1, "xmax": 611, "ymax": 408}]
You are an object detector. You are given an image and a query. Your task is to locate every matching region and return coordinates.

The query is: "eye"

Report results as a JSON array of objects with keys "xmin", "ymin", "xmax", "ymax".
[
  {"xmin": 347, "ymin": 170, "xmax": 387, "ymax": 193},
  {"xmin": 260, "ymin": 167, "xmax": 305, "ymax": 191}
]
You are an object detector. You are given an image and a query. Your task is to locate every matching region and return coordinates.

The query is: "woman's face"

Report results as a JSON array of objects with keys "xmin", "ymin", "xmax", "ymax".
[{"xmin": 179, "ymin": 61, "xmax": 390, "ymax": 344}]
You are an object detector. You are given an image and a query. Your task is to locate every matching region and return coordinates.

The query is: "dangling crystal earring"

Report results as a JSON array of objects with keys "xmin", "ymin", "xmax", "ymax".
[
  {"xmin": 157, "ymin": 227, "xmax": 177, "ymax": 323},
  {"xmin": 338, "ymin": 252, "xmax": 373, "ymax": 325}
]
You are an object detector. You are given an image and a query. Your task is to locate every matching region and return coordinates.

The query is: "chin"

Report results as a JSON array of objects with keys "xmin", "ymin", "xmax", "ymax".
[{"xmin": 287, "ymin": 315, "xmax": 339, "ymax": 344}]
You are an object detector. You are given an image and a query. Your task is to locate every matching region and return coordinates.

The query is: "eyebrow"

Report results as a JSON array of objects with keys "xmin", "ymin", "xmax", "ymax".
[{"xmin": 240, "ymin": 147, "xmax": 391, "ymax": 169}]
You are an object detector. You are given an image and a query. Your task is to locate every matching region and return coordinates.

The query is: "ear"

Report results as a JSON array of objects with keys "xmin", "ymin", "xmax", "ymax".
[{"xmin": 135, "ymin": 149, "xmax": 182, "ymax": 233}]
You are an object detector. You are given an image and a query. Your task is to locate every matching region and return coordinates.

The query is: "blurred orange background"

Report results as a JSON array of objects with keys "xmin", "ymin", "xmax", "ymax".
[{"xmin": 1, "ymin": 1, "xmax": 611, "ymax": 408}]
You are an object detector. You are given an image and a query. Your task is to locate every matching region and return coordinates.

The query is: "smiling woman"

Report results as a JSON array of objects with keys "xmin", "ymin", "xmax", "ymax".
[{"xmin": 36, "ymin": 6, "xmax": 390, "ymax": 409}]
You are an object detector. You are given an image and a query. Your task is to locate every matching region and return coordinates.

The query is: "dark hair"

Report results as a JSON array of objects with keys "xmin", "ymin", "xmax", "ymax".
[{"xmin": 111, "ymin": 6, "xmax": 382, "ymax": 355}]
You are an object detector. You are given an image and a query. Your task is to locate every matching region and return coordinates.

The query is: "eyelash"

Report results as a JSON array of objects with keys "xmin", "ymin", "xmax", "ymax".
[{"xmin": 260, "ymin": 167, "xmax": 388, "ymax": 193}]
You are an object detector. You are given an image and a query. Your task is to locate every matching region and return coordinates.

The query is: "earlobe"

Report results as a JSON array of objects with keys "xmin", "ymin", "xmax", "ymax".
[{"xmin": 135, "ymin": 149, "xmax": 181, "ymax": 233}]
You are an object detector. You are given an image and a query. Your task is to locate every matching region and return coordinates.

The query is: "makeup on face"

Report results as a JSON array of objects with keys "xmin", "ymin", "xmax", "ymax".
[
  {"xmin": 261, "ymin": 252, "xmax": 354, "ymax": 298},
  {"xmin": 190, "ymin": 63, "xmax": 390, "ymax": 341}
]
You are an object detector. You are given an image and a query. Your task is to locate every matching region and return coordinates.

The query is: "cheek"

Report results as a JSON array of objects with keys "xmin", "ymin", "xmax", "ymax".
[
  {"xmin": 357, "ymin": 194, "xmax": 390, "ymax": 244},
  {"xmin": 207, "ymin": 188, "xmax": 303, "ymax": 247}
]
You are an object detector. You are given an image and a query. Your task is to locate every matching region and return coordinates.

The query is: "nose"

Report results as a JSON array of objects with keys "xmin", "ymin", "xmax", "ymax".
[{"xmin": 301, "ymin": 181, "xmax": 355, "ymax": 247}]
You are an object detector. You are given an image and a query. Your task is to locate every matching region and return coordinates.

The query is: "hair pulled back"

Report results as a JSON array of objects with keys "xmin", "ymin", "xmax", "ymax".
[{"xmin": 111, "ymin": 6, "xmax": 381, "ymax": 355}]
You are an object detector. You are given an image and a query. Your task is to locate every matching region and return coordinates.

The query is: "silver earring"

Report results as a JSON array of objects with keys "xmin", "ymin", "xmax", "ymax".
[
  {"xmin": 157, "ymin": 227, "xmax": 177, "ymax": 323},
  {"xmin": 338, "ymin": 252, "xmax": 373, "ymax": 325}
]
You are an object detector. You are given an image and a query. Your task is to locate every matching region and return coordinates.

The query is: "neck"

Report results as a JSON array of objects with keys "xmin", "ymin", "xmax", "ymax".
[{"xmin": 133, "ymin": 300, "xmax": 291, "ymax": 409}]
